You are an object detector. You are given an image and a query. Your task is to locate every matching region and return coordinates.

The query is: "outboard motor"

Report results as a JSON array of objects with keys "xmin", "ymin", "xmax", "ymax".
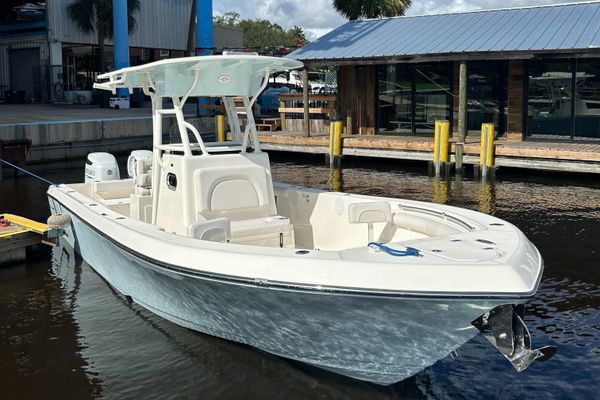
[
  {"xmin": 84, "ymin": 152, "xmax": 120, "ymax": 183},
  {"xmin": 127, "ymin": 150, "xmax": 153, "ymax": 179}
]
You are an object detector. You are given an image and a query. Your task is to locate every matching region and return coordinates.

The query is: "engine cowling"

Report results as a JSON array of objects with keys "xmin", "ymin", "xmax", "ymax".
[{"xmin": 84, "ymin": 152, "xmax": 120, "ymax": 183}]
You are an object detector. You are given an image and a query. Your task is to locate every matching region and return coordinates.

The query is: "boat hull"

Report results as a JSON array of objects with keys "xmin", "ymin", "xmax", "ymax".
[{"xmin": 49, "ymin": 197, "xmax": 509, "ymax": 385}]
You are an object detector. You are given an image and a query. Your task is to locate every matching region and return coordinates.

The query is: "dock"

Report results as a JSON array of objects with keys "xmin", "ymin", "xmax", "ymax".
[
  {"xmin": 257, "ymin": 131, "xmax": 600, "ymax": 174},
  {"xmin": 0, "ymin": 214, "xmax": 60, "ymax": 267}
]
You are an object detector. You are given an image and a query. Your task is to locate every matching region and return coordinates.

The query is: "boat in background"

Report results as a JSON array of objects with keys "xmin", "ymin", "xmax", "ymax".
[{"xmin": 47, "ymin": 55, "xmax": 555, "ymax": 384}]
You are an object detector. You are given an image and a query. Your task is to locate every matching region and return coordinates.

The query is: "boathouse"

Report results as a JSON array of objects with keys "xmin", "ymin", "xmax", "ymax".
[{"xmin": 288, "ymin": 2, "xmax": 600, "ymax": 142}]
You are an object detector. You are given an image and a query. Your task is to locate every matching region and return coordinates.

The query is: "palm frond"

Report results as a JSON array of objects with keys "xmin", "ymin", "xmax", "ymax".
[
  {"xmin": 66, "ymin": 0, "xmax": 97, "ymax": 33},
  {"xmin": 333, "ymin": 0, "xmax": 412, "ymax": 20}
]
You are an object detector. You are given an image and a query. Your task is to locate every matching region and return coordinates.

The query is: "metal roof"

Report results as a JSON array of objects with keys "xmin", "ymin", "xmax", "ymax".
[{"xmin": 288, "ymin": 1, "xmax": 600, "ymax": 63}]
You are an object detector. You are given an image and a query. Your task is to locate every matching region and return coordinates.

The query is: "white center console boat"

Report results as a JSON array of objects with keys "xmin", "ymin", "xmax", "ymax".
[{"xmin": 47, "ymin": 55, "xmax": 555, "ymax": 385}]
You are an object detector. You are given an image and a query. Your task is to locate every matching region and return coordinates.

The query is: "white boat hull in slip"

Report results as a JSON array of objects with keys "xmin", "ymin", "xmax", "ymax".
[{"xmin": 47, "ymin": 55, "xmax": 555, "ymax": 384}]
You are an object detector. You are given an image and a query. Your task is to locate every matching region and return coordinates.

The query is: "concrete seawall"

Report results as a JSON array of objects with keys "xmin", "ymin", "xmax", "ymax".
[{"xmin": 0, "ymin": 115, "xmax": 217, "ymax": 163}]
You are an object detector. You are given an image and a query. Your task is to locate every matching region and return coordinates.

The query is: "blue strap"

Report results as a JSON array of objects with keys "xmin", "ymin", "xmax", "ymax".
[{"xmin": 368, "ymin": 242, "xmax": 420, "ymax": 257}]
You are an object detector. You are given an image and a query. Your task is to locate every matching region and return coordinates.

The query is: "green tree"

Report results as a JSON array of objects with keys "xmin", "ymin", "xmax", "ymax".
[
  {"xmin": 214, "ymin": 14, "xmax": 308, "ymax": 49},
  {"xmin": 213, "ymin": 11, "xmax": 240, "ymax": 27},
  {"xmin": 332, "ymin": 0, "xmax": 412, "ymax": 20},
  {"xmin": 67, "ymin": 0, "xmax": 141, "ymax": 73}
]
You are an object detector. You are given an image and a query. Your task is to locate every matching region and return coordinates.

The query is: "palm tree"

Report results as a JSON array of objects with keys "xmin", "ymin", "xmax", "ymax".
[
  {"xmin": 333, "ymin": 0, "xmax": 412, "ymax": 20},
  {"xmin": 67, "ymin": 0, "xmax": 141, "ymax": 74}
]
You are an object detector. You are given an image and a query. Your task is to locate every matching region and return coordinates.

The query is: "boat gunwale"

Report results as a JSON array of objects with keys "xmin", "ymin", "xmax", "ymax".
[{"xmin": 47, "ymin": 190, "xmax": 544, "ymax": 301}]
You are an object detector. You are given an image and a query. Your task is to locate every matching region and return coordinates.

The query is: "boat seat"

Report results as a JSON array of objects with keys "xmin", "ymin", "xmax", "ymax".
[
  {"xmin": 348, "ymin": 202, "xmax": 394, "ymax": 243},
  {"xmin": 92, "ymin": 179, "xmax": 134, "ymax": 201},
  {"xmin": 188, "ymin": 217, "xmax": 231, "ymax": 242},
  {"xmin": 193, "ymin": 153, "xmax": 294, "ymax": 247}
]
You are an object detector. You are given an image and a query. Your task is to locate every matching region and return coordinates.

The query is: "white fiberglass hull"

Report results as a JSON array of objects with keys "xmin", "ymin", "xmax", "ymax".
[{"xmin": 47, "ymin": 191, "xmax": 526, "ymax": 385}]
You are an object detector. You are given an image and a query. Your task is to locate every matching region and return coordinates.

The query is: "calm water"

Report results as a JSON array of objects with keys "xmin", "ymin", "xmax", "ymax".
[{"xmin": 1, "ymin": 155, "xmax": 599, "ymax": 399}]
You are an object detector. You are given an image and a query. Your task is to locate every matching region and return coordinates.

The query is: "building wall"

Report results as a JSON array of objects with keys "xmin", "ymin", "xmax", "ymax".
[
  {"xmin": 47, "ymin": 0, "xmax": 242, "ymax": 51},
  {"xmin": 214, "ymin": 26, "xmax": 243, "ymax": 49},
  {"xmin": 48, "ymin": 0, "xmax": 191, "ymax": 50},
  {"xmin": 337, "ymin": 65, "xmax": 376, "ymax": 135},
  {"xmin": 507, "ymin": 60, "xmax": 524, "ymax": 140},
  {"xmin": 0, "ymin": 35, "xmax": 48, "ymax": 95}
]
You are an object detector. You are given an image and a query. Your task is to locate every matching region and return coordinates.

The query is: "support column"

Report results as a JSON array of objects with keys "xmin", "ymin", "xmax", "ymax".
[
  {"xmin": 455, "ymin": 61, "xmax": 467, "ymax": 172},
  {"xmin": 196, "ymin": 0, "xmax": 214, "ymax": 55},
  {"xmin": 112, "ymin": 0, "xmax": 129, "ymax": 97},
  {"xmin": 48, "ymin": 41, "xmax": 62, "ymax": 103},
  {"xmin": 507, "ymin": 60, "xmax": 525, "ymax": 141},
  {"xmin": 187, "ymin": 0, "xmax": 197, "ymax": 56},
  {"xmin": 303, "ymin": 67, "xmax": 310, "ymax": 137}
]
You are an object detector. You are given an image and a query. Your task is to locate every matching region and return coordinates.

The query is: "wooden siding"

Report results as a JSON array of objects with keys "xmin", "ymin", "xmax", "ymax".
[
  {"xmin": 337, "ymin": 65, "xmax": 376, "ymax": 135},
  {"xmin": 507, "ymin": 60, "xmax": 525, "ymax": 141}
]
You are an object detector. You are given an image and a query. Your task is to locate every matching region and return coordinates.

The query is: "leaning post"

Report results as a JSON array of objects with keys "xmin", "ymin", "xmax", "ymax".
[{"xmin": 456, "ymin": 61, "xmax": 467, "ymax": 173}]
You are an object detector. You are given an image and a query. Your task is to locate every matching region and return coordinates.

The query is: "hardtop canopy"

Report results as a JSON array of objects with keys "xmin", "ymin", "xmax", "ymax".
[{"xmin": 93, "ymin": 55, "xmax": 304, "ymax": 97}]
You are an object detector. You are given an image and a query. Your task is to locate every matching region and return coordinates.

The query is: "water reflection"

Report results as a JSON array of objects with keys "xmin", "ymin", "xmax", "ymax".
[{"xmin": 0, "ymin": 256, "xmax": 101, "ymax": 399}]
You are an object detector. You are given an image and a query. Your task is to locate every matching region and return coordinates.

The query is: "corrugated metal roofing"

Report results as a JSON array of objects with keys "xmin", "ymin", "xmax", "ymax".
[{"xmin": 288, "ymin": 2, "xmax": 600, "ymax": 62}]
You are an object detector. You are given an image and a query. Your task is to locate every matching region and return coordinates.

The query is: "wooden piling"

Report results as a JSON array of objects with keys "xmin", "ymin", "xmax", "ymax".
[
  {"xmin": 478, "ymin": 123, "xmax": 495, "ymax": 180},
  {"xmin": 456, "ymin": 61, "xmax": 467, "ymax": 173},
  {"xmin": 327, "ymin": 116, "xmax": 344, "ymax": 168},
  {"xmin": 216, "ymin": 114, "xmax": 225, "ymax": 142},
  {"xmin": 302, "ymin": 67, "xmax": 310, "ymax": 137},
  {"xmin": 433, "ymin": 120, "xmax": 450, "ymax": 176}
]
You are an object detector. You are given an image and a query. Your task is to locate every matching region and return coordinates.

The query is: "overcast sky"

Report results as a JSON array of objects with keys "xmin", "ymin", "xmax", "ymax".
[{"xmin": 213, "ymin": 0, "xmax": 581, "ymax": 40}]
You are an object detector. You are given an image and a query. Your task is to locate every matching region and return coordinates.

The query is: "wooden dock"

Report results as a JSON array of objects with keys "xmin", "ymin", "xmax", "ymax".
[
  {"xmin": 0, "ymin": 214, "xmax": 59, "ymax": 267},
  {"xmin": 257, "ymin": 131, "xmax": 600, "ymax": 174}
]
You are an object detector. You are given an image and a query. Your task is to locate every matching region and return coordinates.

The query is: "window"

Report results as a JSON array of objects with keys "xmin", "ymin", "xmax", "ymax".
[
  {"xmin": 377, "ymin": 62, "xmax": 453, "ymax": 135},
  {"xmin": 378, "ymin": 64, "xmax": 412, "ymax": 134},
  {"xmin": 574, "ymin": 59, "xmax": 600, "ymax": 139},
  {"xmin": 526, "ymin": 59, "xmax": 573, "ymax": 139},
  {"xmin": 413, "ymin": 63, "xmax": 452, "ymax": 134},
  {"xmin": 467, "ymin": 61, "xmax": 507, "ymax": 136}
]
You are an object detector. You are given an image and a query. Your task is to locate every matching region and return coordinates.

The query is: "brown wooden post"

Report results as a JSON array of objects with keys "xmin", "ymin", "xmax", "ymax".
[
  {"xmin": 346, "ymin": 109, "xmax": 353, "ymax": 135},
  {"xmin": 456, "ymin": 61, "xmax": 467, "ymax": 172},
  {"xmin": 279, "ymin": 98, "xmax": 286, "ymax": 131},
  {"xmin": 452, "ymin": 61, "xmax": 460, "ymax": 136},
  {"xmin": 507, "ymin": 60, "xmax": 525, "ymax": 141},
  {"xmin": 302, "ymin": 67, "xmax": 310, "ymax": 137}
]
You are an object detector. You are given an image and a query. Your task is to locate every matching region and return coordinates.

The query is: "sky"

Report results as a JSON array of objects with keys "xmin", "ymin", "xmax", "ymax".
[{"xmin": 213, "ymin": 0, "xmax": 583, "ymax": 40}]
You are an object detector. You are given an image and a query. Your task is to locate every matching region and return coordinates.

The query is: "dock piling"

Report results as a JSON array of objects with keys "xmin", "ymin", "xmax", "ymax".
[
  {"xmin": 477, "ymin": 123, "xmax": 495, "ymax": 179},
  {"xmin": 216, "ymin": 114, "xmax": 225, "ymax": 142},
  {"xmin": 456, "ymin": 61, "xmax": 468, "ymax": 173},
  {"xmin": 432, "ymin": 120, "xmax": 450, "ymax": 177},
  {"xmin": 327, "ymin": 114, "xmax": 344, "ymax": 167}
]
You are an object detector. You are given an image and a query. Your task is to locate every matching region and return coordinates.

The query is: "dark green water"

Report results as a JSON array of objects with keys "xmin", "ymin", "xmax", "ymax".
[{"xmin": 1, "ymin": 154, "xmax": 599, "ymax": 399}]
